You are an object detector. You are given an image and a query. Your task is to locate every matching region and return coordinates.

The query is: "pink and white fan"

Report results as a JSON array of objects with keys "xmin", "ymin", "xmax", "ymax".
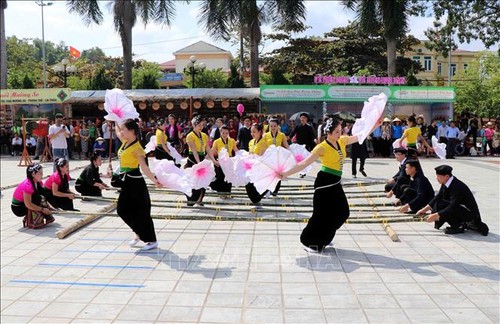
[
  {"xmin": 233, "ymin": 150, "xmax": 258, "ymax": 185},
  {"xmin": 185, "ymin": 159, "xmax": 216, "ymax": 190},
  {"xmin": 104, "ymin": 88, "xmax": 139, "ymax": 124},
  {"xmin": 289, "ymin": 143, "xmax": 312, "ymax": 175},
  {"xmin": 218, "ymin": 148, "xmax": 247, "ymax": 187},
  {"xmin": 153, "ymin": 160, "xmax": 192, "ymax": 195},
  {"xmin": 351, "ymin": 93, "xmax": 387, "ymax": 144},
  {"xmin": 248, "ymin": 145, "xmax": 296, "ymax": 194},
  {"xmin": 431, "ymin": 136, "xmax": 447, "ymax": 160},
  {"xmin": 392, "ymin": 138, "xmax": 408, "ymax": 150},
  {"xmin": 145, "ymin": 135, "xmax": 157, "ymax": 154}
]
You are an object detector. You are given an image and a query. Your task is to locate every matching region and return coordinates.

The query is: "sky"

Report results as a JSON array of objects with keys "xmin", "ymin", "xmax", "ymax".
[{"xmin": 4, "ymin": 1, "xmax": 492, "ymax": 64}]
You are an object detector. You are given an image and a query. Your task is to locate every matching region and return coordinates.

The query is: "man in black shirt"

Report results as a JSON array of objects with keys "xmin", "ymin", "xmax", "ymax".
[
  {"xmin": 417, "ymin": 165, "xmax": 489, "ymax": 236},
  {"xmin": 398, "ymin": 159, "xmax": 434, "ymax": 214},
  {"xmin": 237, "ymin": 116, "xmax": 252, "ymax": 151},
  {"xmin": 289, "ymin": 113, "xmax": 316, "ymax": 151}
]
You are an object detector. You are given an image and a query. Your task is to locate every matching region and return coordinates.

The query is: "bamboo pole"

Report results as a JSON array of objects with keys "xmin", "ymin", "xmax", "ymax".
[{"xmin": 55, "ymin": 202, "xmax": 116, "ymax": 239}]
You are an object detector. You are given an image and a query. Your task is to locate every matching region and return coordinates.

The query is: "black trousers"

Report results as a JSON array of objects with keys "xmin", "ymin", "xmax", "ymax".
[
  {"xmin": 245, "ymin": 183, "xmax": 267, "ymax": 204},
  {"xmin": 75, "ymin": 182, "xmax": 102, "ymax": 197},
  {"xmin": 301, "ymin": 171, "xmax": 348, "ymax": 251},
  {"xmin": 185, "ymin": 154, "xmax": 206, "ymax": 204},
  {"xmin": 351, "ymin": 157, "xmax": 365, "ymax": 176},
  {"xmin": 45, "ymin": 192, "xmax": 74, "ymax": 210},
  {"xmin": 210, "ymin": 165, "xmax": 232, "ymax": 194},
  {"xmin": 117, "ymin": 169, "xmax": 156, "ymax": 242},
  {"xmin": 430, "ymin": 198, "xmax": 474, "ymax": 229}
]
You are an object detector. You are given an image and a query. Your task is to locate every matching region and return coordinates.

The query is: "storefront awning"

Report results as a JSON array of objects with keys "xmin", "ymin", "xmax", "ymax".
[{"xmin": 67, "ymin": 88, "xmax": 260, "ymax": 104}]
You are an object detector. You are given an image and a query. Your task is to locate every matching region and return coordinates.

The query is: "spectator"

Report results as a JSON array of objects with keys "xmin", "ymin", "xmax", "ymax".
[
  {"xmin": 280, "ymin": 118, "xmax": 290, "ymax": 136},
  {"xmin": 93, "ymin": 137, "xmax": 106, "ymax": 157},
  {"xmin": 79, "ymin": 123, "xmax": 90, "ymax": 158},
  {"xmin": 102, "ymin": 120, "xmax": 113, "ymax": 158},
  {"xmin": 11, "ymin": 133, "xmax": 23, "ymax": 156},
  {"xmin": 48, "ymin": 113, "xmax": 70, "ymax": 172},
  {"xmin": 26, "ymin": 134, "xmax": 36, "ymax": 156},
  {"xmin": 237, "ymin": 116, "xmax": 252, "ymax": 151},
  {"xmin": 437, "ymin": 120, "xmax": 448, "ymax": 144},
  {"xmin": 483, "ymin": 122, "xmax": 495, "ymax": 156},
  {"xmin": 426, "ymin": 119, "xmax": 438, "ymax": 157},
  {"xmin": 468, "ymin": 116, "xmax": 479, "ymax": 149},
  {"xmin": 391, "ymin": 117, "xmax": 403, "ymax": 146},
  {"xmin": 445, "ymin": 121, "xmax": 460, "ymax": 159},
  {"xmin": 64, "ymin": 118, "xmax": 75, "ymax": 160}
]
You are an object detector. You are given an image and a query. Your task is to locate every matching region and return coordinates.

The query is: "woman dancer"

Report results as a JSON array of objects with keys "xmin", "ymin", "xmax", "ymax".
[
  {"xmin": 185, "ymin": 116, "xmax": 218, "ymax": 206},
  {"xmin": 43, "ymin": 158, "xmax": 77, "ymax": 211},
  {"xmin": 75, "ymin": 153, "xmax": 108, "ymax": 196},
  {"xmin": 154, "ymin": 119, "xmax": 179, "ymax": 167},
  {"xmin": 115, "ymin": 119, "xmax": 161, "ymax": 251},
  {"xmin": 263, "ymin": 118, "xmax": 289, "ymax": 195},
  {"xmin": 281, "ymin": 118, "xmax": 380, "ymax": 253},
  {"xmin": 11, "ymin": 163, "xmax": 54, "ymax": 228},
  {"xmin": 396, "ymin": 115, "xmax": 433, "ymax": 157},
  {"xmin": 246, "ymin": 123, "xmax": 269, "ymax": 205},
  {"xmin": 210, "ymin": 125, "xmax": 238, "ymax": 197}
]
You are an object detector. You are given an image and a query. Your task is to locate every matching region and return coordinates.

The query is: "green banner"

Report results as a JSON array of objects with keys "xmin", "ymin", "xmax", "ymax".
[
  {"xmin": 260, "ymin": 85, "xmax": 455, "ymax": 103},
  {"xmin": 0, "ymin": 88, "xmax": 71, "ymax": 105}
]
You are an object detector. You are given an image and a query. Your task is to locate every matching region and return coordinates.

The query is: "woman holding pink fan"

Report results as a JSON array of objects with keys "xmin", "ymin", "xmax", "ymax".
[
  {"xmin": 185, "ymin": 116, "xmax": 218, "ymax": 206},
  {"xmin": 103, "ymin": 89, "xmax": 161, "ymax": 251}
]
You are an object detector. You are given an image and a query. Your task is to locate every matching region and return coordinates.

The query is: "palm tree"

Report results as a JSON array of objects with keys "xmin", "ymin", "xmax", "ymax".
[
  {"xmin": 199, "ymin": 0, "xmax": 306, "ymax": 87},
  {"xmin": 1, "ymin": 0, "xmax": 7, "ymax": 89},
  {"xmin": 344, "ymin": 0, "xmax": 412, "ymax": 77},
  {"xmin": 67, "ymin": 0, "xmax": 185, "ymax": 89}
]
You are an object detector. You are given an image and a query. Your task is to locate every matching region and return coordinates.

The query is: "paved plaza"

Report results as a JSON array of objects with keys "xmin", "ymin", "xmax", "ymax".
[{"xmin": 1, "ymin": 155, "xmax": 499, "ymax": 323}]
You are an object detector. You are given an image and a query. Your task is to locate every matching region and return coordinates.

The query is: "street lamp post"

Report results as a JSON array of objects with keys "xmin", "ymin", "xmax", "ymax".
[
  {"xmin": 186, "ymin": 55, "xmax": 205, "ymax": 88},
  {"xmin": 53, "ymin": 58, "xmax": 77, "ymax": 87},
  {"xmin": 35, "ymin": 1, "xmax": 53, "ymax": 88}
]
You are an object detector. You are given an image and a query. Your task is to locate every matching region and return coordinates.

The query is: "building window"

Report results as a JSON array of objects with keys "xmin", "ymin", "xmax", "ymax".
[
  {"xmin": 412, "ymin": 56, "xmax": 420, "ymax": 64},
  {"xmin": 450, "ymin": 64, "xmax": 457, "ymax": 76},
  {"xmin": 424, "ymin": 57, "xmax": 432, "ymax": 71},
  {"xmin": 437, "ymin": 62, "xmax": 442, "ymax": 75},
  {"xmin": 463, "ymin": 63, "xmax": 468, "ymax": 71}
]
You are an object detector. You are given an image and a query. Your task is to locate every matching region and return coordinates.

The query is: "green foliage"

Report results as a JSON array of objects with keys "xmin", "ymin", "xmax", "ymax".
[
  {"xmin": 81, "ymin": 47, "xmax": 107, "ymax": 62},
  {"xmin": 226, "ymin": 63, "xmax": 245, "ymax": 88},
  {"xmin": 90, "ymin": 67, "xmax": 114, "ymax": 90},
  {"xmin": 262, "ymin": 23, "xmax": 422, "ymax": 83},
  {"xmin": 6, "ymin": 36, "xmax": 41, "ymax": 88},
  {"xmin": 453, "ymin": 52, "xmax": 500, "ymax": 118},
  {"xmin": 269, "ymin": 69, "xmax": 290, "ymax": 85},
  {"xmin": 406, "ymin": 67, "xmax": 419, "ymax": 86},
  {"xmin": 22, "ymin": 75, "xmax": 35, "ymax": 89},
  {"xmin": 424, "ymin": 0, "xmax": 499, "ymax": 56},
  {"xmin": 183, "ymin": 68, "xmax": 228, "ymax": 88},
  {"xmin": 67, "ymin": 75, "xmax": 90, "ymax": 90},
  {"xmin": 132, "ymin": 61, "xmax": 161, "ymax": 89}
]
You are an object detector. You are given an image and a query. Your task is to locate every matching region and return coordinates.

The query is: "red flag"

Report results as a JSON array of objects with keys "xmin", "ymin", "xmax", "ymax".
[{"xmin": 69, "ymin": 46, "xmax": 81, "ymax": 59}]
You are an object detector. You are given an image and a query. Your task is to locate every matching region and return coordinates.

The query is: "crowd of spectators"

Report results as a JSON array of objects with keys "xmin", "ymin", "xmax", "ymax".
[{"xmin": 1, "ymin": 112, "xmax": 498, "ymax": 159}]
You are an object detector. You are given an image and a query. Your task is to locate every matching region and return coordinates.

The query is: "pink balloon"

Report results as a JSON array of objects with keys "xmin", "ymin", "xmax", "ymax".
[{"xmin": 237, "ymin": 103, "xmax": 244, "ymax": 116}]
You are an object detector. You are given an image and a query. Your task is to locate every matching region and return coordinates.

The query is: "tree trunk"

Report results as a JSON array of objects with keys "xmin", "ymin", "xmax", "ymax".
[
  {"xmin": 249, "ymin": 21, "xmax": 260, "ymax": 88},
  {"xmin": 386, "ymin": 36, "xmax": 397, "ymax": 77},
  {"xmin": 121, "ymin": 1, "xmax": 134, "ymax": 89},
  {"xmin": 239, "ymin": 31, "xmax": 244, "ymax": 81},
  {"xmin": 0, "ymin": 0, "xmax": 7, "ymax": 89}
]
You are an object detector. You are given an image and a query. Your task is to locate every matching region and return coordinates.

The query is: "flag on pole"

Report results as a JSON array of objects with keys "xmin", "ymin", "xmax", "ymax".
[{"xmin": 69, "ymin": 46, "xmax": 81, "ymax": 59}]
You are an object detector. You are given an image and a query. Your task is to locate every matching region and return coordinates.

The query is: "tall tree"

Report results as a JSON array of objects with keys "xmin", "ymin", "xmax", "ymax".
[
  {"xmin": 67, "ymin": 0, "xmax": 184, "ymax": 89},
  {"xmin": 198, "ymin": 0, "xmax": 306, "ymax": 87},
  {"xmin": 263, "ymin": 24, "xmax": 421, "ymax": 83},
  {"xmin": 424, "ymin": 0, "xmax": 499, "ymax": 56},
  {"xmin": 0, "ymin": 0, "xmax": 7, "ymax": 89},
  {"xmin": 343, "ymin": 0, "xmax": 420, "ymax": 77}
]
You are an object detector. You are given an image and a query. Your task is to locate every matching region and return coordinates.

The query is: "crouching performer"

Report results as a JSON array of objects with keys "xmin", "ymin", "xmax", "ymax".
[
  {"xmin": 397, "ymin": 159, "xmax": 435, "ymax": 214},
  {"xmin": 417, "ymin": 165, "xmax": 489, "ymax": 236},
  {"xmin": 11, "ymin": 163, "xmax": 55, "ymax": 229},
  {"xmin": 75, "ymin": 154, "xmax": 109, "ymax": 197}
]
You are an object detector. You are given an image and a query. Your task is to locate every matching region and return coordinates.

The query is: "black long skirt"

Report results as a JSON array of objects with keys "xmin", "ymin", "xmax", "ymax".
[
  {"xmin": 300, "ymin": 171, "xmax": 349, "ymax": 251},
  {"xmin": 117, "ymin": 169, "xmax": 156, "ymax": 242},
  {"xmin": 210, "ymin": 165, "xmax": 232, "ymax": 194},
  {"xmin": 44, "ymin": 191, "xmax": 75, "ymax": 210},
  {"xmin": 185, "ymin": 154, "xmax": 206, "ymax": 204}
]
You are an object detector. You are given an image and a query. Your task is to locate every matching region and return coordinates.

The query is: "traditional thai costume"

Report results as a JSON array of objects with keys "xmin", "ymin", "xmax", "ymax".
[
  {"xmin": 43, "ymin": 171, "xmax": 75, "ymax": 210},
  {"xmin": 210, "ymin": 137, "xmax": 236, "ymax": 194},
  {"xmin": 185, "ymin": 130, "xmax": 209, "ymax": 205},
  {"xmin": 245, "ymin": 137, "xmax": 269, "ymax": 203}
]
